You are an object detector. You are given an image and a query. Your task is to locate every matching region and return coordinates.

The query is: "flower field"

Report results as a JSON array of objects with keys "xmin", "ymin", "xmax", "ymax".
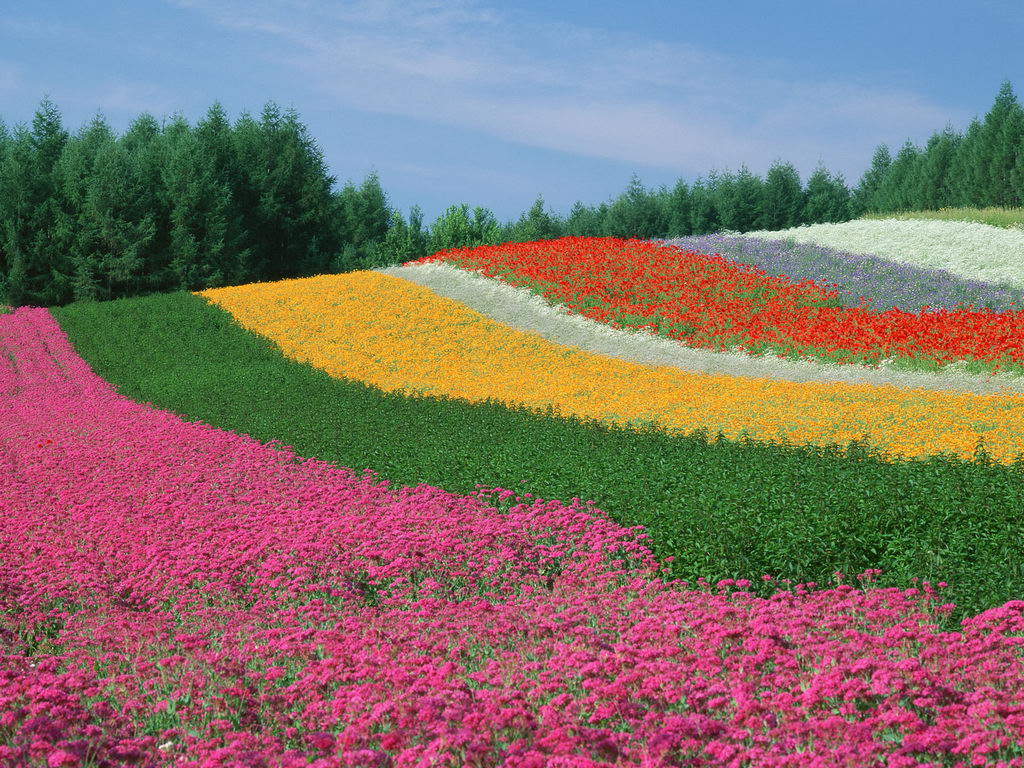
[
  {"xmin": 197, "ymin": 269, "xmax": 1024, "ymax": 467},
  {"xmin": 738, "ymin": 219, "xmax": 1024, "ymax": 292},
  {"xmin": 5, "ymin": 222, "xmax": 1024, "ymax": 766}
]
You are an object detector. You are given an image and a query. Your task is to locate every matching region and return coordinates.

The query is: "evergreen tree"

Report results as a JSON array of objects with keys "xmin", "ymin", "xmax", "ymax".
[
  {"xmin": 229, "ymin": 103, "xmax": 341, "ymax": 282},
  {"xmin": 852, "ymin": 144, "xmax": 891, "ymax": 215},
  {"xmin": 728, "ymin": 164, "xmax": 767, "ymax": 232},
  {"xmin": 874, "ymin": 141, "xmax": 920, "ymax": 213},
  {"xmin": 0, "ymin": 118, "xmax": 13, "ymax": 299},
  {"xmin": 78, "ymin": 138, "xmax": 158, "ymax": 299},
  {"xmin": 760, "ymin": 160, "xmax": 803, "ymax": 230},
  {"xmin": 1012, "ymin": 141, "xmax": 1024, "ymax": 206},
  {"xmin": 16, "ymin": 97, "xmax": 70, "ymax": 305},
  {"xmin": 802, "ymin": 164, "xmax": 852, "ymax": 223},
  {"xmin": 119, "ymin": 113, "xmax": 173, "ymax": 293},
  {"xmin": 976, "ymin": 81, "xmax": 1023, "ymax": 207},
  {"xmin": 663, "ymin": 179, "xmax": 692, "ymax": 237},
  {"xmin": 0, "ymin": 123, "xmax": 35, "ymax": 306},
  {"xmin": 192, "ymin": 101, "xmax": 251, "ymax": 284},
  {"xmin": 710, "ymin": 169, "xmax": 738, "ymax": 232},
  {"xmin": 564, "ymin": 201, "xmax": 603, "ymax": 236},
  {"xmin": 914, "ymin": 126, "xmax": 961, "ymax": 211},
  {"xmin": 52, "ymin": 112, "xmax": 118, "ymax": 302},
  {"xmin": 161, "ymin": 114, "xmax": 243, "ymax": 290},
  {"xmin": 689, "ymin": 174, "xmax": 721, "ymax": 234},
  {"xmin": 508, "ymin": 194, "xmax": 563, "ymax": 242},
  {"xmin": 428, "ymin": 203, "xmax": 501, "ymax": 252},
  {"xmin": 339, "ymin": 171, "xmax": 391, "ymax": 253},
  {"xmin": 603, "ymin": 174, "xmax": 668, "ymax": 239},
  {"xmin": 948, "ymin": 118, "xmax": 984, "ymax": 206},
  {"xmin": 376, "ymin": 204, "xmax": 432, "ymax": 268}
]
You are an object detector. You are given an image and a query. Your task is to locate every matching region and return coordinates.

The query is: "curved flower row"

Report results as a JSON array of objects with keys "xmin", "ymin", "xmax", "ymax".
[
  {"xmin": 199, "ymin": 270, "xmax": 1024, "ymax": 467},
  {"xmin": 4, "ymin": 306, "xmax": 1024, "ymax": 766},
  {"xmin": 407, "ymin": 236, "xmax": 1024, "ymax": 374}
]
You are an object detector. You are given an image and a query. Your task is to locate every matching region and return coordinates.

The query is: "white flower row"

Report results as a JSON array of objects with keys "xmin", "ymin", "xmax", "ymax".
[
  {"xmin": 375, "ymin": 261, "xmax": 1024, "ymax": 398},
  {"xmin": 737, "ymin": 219, "xmax": 1024, "ymax": 292}
]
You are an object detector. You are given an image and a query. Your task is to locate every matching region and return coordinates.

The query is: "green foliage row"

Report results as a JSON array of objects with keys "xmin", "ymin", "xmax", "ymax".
[
  {"xmin": 862, "ymin": 206, "xmax": 1024, "ymax": 230},
  {"xmin": 52, "ymin": 291, "xmax": 1024, "ymax": 633}
]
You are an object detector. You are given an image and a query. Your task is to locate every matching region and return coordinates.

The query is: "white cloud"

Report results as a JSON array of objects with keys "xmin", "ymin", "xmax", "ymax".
[{"xmin": 167, "ymin": 0, "xmax": 961, "ymax": 182}]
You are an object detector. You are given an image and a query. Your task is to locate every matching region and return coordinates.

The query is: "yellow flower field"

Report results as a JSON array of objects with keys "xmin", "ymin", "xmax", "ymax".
[{"xmin": 199, "ymin": 271, "xmax": 1024, "ymax": 466}]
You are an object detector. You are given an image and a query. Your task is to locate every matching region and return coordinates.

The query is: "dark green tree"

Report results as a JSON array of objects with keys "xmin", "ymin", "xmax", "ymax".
[
  {"xmin": 375, "ymin": 204, "xmax": 431, "ymax": 265},
  {"xmin": 874, "ymin": 141, "xmax": 920, "ymax": 213},
  {"xmin": 191, "ymin": 102, "xmax": 251, "ymax": 283},
  {"xmin": 0, "ymin": 123, "xmax": 34, "ymax": 306},
  {"xmin": 976, "ymin": 81, "xmax": 1024, "ymax": 207},
  {"xmin": 1, "ymin": 97, "xmax": 70, "ymax": 306},
  {"xmin": 948, "ymin": 117, "xmax": 984, "ymax": 207},
  {"xmin": 564, "ymin": 201, "xmax": 604, "ymax": 237},
  {"xmin": 851, "ymin": 144, "xmax": 891, "ymax": 215},
  {"xmin": 760, "ymin": 160, "xmax": 803, "ymax": 230},
  {"xmin": 52, "ymin": 112, "xmax": 118, "ymax": 302},
  {"xmin": 802, "ymin": 164, "xmax": 851, "ymax": 223},
  {"xmin": 507, "ymin": 194, "xmax": 564, "ymax": 242},
  {"xmin": 339, "ymin": 171, "xmax": 392, "ymax": 252},
  {"xmin": 663, "ymin": 179, "xmax": 692, "ymax": 237},
  {"xmin": 724, "ymin": 164, "xmax": 767, "ymax": 232},
  {"xmin": 428, "ymin": 203, "xmax": 501, "ymax": 252},
  {"xmin": 603, "ymin": 174, "xmax": 668, "ymax": 239},
  {"xmin": 229, "ymin": 103, "xmax": 341, "ymax": 282},
  {"xmin": 161, "ymin": 114, "xmax": 244, "ymax": 290},
  {"xmin": 913, "ymin": 126, "xmax": 962, "ymax": 211},
  {"xmin": 689, "ymin": 174, "xmax": 721, "ymax": 235}
]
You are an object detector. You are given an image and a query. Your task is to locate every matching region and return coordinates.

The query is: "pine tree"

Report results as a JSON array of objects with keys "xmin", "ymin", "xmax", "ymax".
[
  {"xmin": 1012, "ymin": 142, "xmax": 1024, "ymax": 207},
  {"xmin": 710, "ymin": 169, "xmax": 739, "ymax": 232},
  {"xmin": 874, "ymin": 141, "xmax": 919, "ymax": 213},
  {"xmin": 664, "ymin": 179, "xmax": 692, "ymax": 237},
  {"xmin": 565, "ymin": 201, "xmax": 602, "ymax": 236},
  {"xmin": 161, "ymin": 115, "xmax": 242, "ymax": 290},
  {"xmin": 760, "ymin": 160, "xmax": 803, "ymax": 230},
  {"xmin": 118, "ymin": 113, "xmax": 172, "ymax": 293},
  {"xmin": 53, "ymin": 112, "xmax": 117, "ymax": 302},
  {"xmin": 993, "ymin": 97, "xmax": 1024, "ymax": 207},
  {"xmin": 729, "ymin": 164, "xmax": 768, "ymax": 232},
  {"xmin": 802, "ymin": 165, "xmax": 851, "ymax": 223},
  {"xmin": 949, "ymin": 118, "xmax": 984, "ymax": 206},
  {"xmin": 976, "ymin": 81, "xmax": 1023, "ymax": 207},
  {"xmin": 340, "ymin": 171, "xmax": 391, "ymax": 253},
  {"xmin": 0, "ymin": 123, "xmax": 35, "ymax": 306},
  {"xmin": 508, "ymin": 194, "xmax": 563, "ymax": 242},
  {"xmin": 192, "ymin": 102, "xmax": 251, "ymax": 284},
  {"xmin": 689, "ymin": 175, "xmax": 721, "ymax": 234},
  {"xmin": 852, "ymin": 144, "xmax": 891, "ymax": 216},
  {"xmin": 0, "ymin": 118, "xmax": 13, "ymax": 299},
  {"xmin": 604, "ymin": 174, "xmax": 667, "ymax": 239},
  {"xmin": 79, "ymin": 138, "xmax": 157, "ymax": 300},
  {"xmin": 914, "ymin": 126, "xmax": 961, "ymax": 210},
  {"xmin": 21, "ymin": 97, "xmax": 70, "ymax": 305}
]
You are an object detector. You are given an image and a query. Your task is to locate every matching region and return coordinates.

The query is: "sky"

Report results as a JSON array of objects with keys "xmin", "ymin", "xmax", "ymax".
[{"xmin": 1, "ymin": 0, "xmax": 1022, "ymax": 224}]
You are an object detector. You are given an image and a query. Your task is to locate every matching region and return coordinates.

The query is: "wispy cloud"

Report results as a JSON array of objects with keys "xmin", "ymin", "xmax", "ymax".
[{"xmin": 168, "ymin": 0, "xmax": 958, "ymax": 181}]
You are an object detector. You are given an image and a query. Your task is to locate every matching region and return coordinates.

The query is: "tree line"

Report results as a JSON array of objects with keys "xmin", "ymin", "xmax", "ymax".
[{"xmin": 1, "ymin": 81, "xmax": 1022, "ymax": 307}]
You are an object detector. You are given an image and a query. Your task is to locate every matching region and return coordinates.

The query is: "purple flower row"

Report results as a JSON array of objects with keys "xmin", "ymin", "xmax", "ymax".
[{"xmin": 659, "ymin": 235, "xmax": 1024, "ymax": 315}]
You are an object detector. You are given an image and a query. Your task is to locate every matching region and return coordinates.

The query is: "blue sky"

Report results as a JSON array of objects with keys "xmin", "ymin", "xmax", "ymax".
[{"xmin": 1, "ymin": 0, "xmax": 1022, "ymax": 224}]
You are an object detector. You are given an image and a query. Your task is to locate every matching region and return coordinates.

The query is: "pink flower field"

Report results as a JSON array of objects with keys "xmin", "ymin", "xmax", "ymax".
[{"xmin": 4, "ymin": 305, "xmax": 1024, "ymax": 767}]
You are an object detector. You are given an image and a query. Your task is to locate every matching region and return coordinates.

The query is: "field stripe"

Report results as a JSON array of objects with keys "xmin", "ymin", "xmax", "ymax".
[{"xmin": 199, "ymin": 271, "xmax": 1024, "ymax": 466}]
